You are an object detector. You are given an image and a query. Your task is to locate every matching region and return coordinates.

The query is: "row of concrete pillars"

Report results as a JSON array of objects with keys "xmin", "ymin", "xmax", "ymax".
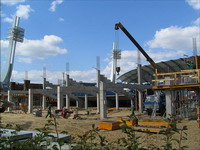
[
  {"xmin": 7, "ymin": 86, "xmax": 190, "ymax": 119},
  {"xmin": 6, "ymin": 86, "xmax": 123, "ymax": 120}
]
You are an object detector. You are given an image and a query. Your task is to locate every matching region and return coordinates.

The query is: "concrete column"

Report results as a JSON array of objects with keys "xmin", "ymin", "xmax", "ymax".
[
  {"xmin": 76, "ymin": 100, "xmax": 79, "ymax": 108},
  {"xmin": 165, "ymin": 90, "xmax": 172, "ymax": 118},
  {"xmin": 96, "ymin": 69, "xmax": 100, "ymax": 113},
  {"xmin": 28, "ymin": 89, "xmax": 33, "ymax": 113},
  {"xmin": 85, "ymin": 94, "xmax": 88, "ymax": 110},
  {"xmin": 57, "ymin": 86, "xmax": 63, "ymax": 109},
  {"xmin": 115, "ymin": 93, "xmax": 119, "ymax": 110},
  {"xmin": 42, "ymin": 77, "xmax": 46, "ymax": 110},
  {"xmin": 96, "ymin": 93, "xmax": 100, "ymax": 113},
  {"xmin": 42, "ymin": 95, "xmax": 46, "ymax": 110},
  {"xmin": 65, "ymin": 74, "xmax": 70, "ymax": 109},
  {"xmin": 66, "ymin": 94, "xmax": 70, "ymax": 109},
  {"xmin": 137, "ymin": 64, "xmax": 143, "ymax": 113},
  {"xmin": 138, "ymin": 90, "xmax": 143, "ymax": 113},
  {"xmin": 100, "ymin": 81, "xmax": 107, "ymax": 119},
  {"xmin": 7, "ymin": 90, "xmax": 12, "ymax": 111}
]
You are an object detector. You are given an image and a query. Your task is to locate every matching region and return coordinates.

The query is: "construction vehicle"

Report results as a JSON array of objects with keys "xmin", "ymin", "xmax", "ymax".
[
  {"xmin": 144, "ymin": 92, "xmax": 166, "ymax": 116},
  {"xmin": 115, "ymin": 22, "xmax": 159, "ymax": 72}
]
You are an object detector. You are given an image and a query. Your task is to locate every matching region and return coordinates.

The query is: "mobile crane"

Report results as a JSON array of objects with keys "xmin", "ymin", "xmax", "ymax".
[
  {"xmin": 115, "ymin": 22, "xmax": 159, "ymax": 72},
  {"xmin": 115, "ymin": 22, "xmax": 165, "ymax": 115}
]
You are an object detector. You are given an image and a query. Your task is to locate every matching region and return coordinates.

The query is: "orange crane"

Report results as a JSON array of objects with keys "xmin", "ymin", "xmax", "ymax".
[{"xmin": 115, "ymin": 22, "xmax": 159, "ymax": 72}]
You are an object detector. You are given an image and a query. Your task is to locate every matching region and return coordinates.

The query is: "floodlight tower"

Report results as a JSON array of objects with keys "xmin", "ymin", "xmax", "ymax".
[
  {"xmin": 110, "ymin": 42, "xmax": 121, "ymax": 83},
  {"xmin": 1, "ymin": 16, "xmax": 24, "ymax": 88}
]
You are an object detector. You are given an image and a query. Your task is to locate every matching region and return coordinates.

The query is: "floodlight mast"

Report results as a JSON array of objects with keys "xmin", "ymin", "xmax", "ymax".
[
  {"xmin": 1, "ymin": 16, "xmax": 24, "ymax": 88},
  {"xmin": 115, "ymin": 22, "xmax": 158, "ymax": 72}
]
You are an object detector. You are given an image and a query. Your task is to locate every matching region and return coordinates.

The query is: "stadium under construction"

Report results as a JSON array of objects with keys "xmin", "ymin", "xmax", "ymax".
[{"xmin": 0, "ymin": 17, "xmax": 200, "ymax": 123}]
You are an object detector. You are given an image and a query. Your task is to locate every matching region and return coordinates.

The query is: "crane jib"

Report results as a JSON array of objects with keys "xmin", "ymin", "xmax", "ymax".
[{"xmin": 115, "ymin": 22, "xmax": 158, "ymax": 72}]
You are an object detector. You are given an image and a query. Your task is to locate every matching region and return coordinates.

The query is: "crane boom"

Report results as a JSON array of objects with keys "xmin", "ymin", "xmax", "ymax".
[{"xmin": 115, "ymin": 22, "xmax": 158, "ymax": 71}]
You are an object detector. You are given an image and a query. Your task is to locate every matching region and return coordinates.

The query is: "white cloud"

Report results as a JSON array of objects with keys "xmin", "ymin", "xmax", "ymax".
[
  {"xmin": 70, "ymin": 70, "xmax": 97, "ymax": 83},
  {"xmin": 16, "ymin": 35, "xmax": 67, "ymax": 60},
  {"xmin": 12, "ymin": 70, "xmax": 43, "ymax": 83},
  {"xmin": 2, "ymin": 5, "xmax": 34, "ymax": 23},
  {"xmin": 1, "ymin": 0, "xmax": 26, "ymax": 5},
  {"xmin": 3, "ymin": 17, "xmax": 13, "ymax": 23},
  {"xmin": 59, "ymin": 17, "xmax": 64, "ymax": 22},
  {"xmin": 193, "ymin": 17, "xmax": 200, "ymax": 25},
  {"xmin": 12, "ymin": 69, "xmax": 97, "ymax": 84},
  {"xmin": 146, "ymin": 26, "xmax": 199, "ymax": 51},
  {"xmin": 49, "ymin": 0, "xmax": 63, "ymax": 12},
  {"xmin": 186, "ymin": 0, "xmax": 200, "ymax": 10},
  {"xmin": 17, "ymin": 57, "xmax": 32, "ymax": 63},
  {"xmin": 0, "ymin": 40, "xmax": 9, "ymax": 55},
  {"xmin": 16, "ymin": 5, "xmax": 34, "ymax": 19},
  {"xmin": 1, "ymin": 35, "xmax": 67, "ymax": 64},
  {"xmin": 0, "ymin": 11, "xmax": 6, "ymax": 17}
]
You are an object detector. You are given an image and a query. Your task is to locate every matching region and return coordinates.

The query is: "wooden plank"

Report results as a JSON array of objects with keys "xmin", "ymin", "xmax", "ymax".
[
  {"xmin": 133, "ymin": 126, "xmax": 162, "ymax": 133},
  {"xmin": 138, "ymin": 121, "xmax": 170, "ymax": 128},
  {"xmin": 152, "ymin": 78, "xmax": 176, "ymax": 82},
  {"xmin": 152, "ymin": 83, "xmax": 200, "ymax": 90}
]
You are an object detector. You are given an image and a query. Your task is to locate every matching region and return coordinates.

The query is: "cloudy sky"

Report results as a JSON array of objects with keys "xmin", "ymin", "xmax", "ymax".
[{"xmin": 1, "ymin": 0, "xmax": 200, "ymax": 84}]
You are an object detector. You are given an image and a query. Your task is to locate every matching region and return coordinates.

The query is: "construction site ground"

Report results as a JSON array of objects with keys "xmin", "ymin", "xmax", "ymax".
[{"xmin": 0, "ymin": 108, "xmax": 200, "ymax": 149}]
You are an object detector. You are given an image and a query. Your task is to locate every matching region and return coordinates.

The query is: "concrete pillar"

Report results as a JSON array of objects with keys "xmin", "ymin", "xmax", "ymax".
[
  {"xmin": 42, "ymin": 77, "xmax": 46, "ymax": 110},
  {"xmin": 65, "ymin": 74, "xmax": 70, "ymax": 109},
  {"xmin": 76, "ymin": 100, "xmax": 79, "ymax": 108},
  {"xmin": 96, "ymin": 93, "xmax": 100, "ymax": 113},
  {"xmin": 96, "ymin": 69, "xmax": 100, "ymax": 113},
  {"xmin": 7, "ymin": 90, "xmax": 12, "ymax": 111},
  {"xmin": 115, "ymin": 93, "xmax": 119, "ymax": 110},
  {"xmin": 165, "ymin": 90, "xmax": 172, "ymax": 118},
  {"xmin": 42, "ymin": 95, "xmax": 46, "ymax": 110},
  {"xmin": 57, "ymin": 86, "xmax": 63, "ymax": 109},
  {"xmin": 100, "ymin": 81, "xmax": 107, "ymax": 119},
  {"xmin": 28, "ymin": 89, "xmax": 33, "ymax": 113},
  {"xmin": 66, "ymin": 94, "xmax": 70, "ymax": 109},
  {"xmin": 85, "ymin": 94, "xmax": 88, "ymax": 110},
  {"xmin": 137, "ymin": 64, "xmax": 143, "ymax": 113},
  {"xmin": 138, "ymin": 90, "xmax": 143, "ymax": 113}
]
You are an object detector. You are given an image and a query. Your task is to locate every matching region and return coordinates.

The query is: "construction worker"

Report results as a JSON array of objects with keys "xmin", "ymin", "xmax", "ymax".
[
  {"xmin": 62, "ymin": 107, "xmax": 67, "ymax": 118},
  {"xmin": 187, "ymin": 61, "xmax": 196, "ymax": 69},
  {"xmin": 46, "ymin": 104, "xmax": 52, "ymax": 118}
]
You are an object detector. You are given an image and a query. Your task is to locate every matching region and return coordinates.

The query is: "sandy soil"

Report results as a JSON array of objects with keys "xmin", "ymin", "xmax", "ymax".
[{"xmin": 0, "ymin": 108, "xmax": 200, "ymax": 149}]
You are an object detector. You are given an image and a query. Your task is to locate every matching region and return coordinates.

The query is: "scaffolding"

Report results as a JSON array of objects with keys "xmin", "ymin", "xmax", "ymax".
[{"xmin": 152, "ymin": 68, "xmax": 200, "ymax": 119}]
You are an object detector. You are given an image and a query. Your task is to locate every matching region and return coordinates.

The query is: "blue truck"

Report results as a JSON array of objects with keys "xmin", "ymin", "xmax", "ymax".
[{"xmin": 144, "ymin": 93, "xmax": 166, "ymax": 116}]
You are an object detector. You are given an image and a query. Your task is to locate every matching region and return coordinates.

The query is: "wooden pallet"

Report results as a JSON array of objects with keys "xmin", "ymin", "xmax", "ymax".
[{"xmin": 98, "ymin": 121, "xmax": 121, "ymax": 130}]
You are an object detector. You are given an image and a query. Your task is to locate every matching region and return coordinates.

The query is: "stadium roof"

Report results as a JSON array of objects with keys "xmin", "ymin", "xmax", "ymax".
[{"xmin": 117, "ymin": 56, "xmax": 196, "ymax": 84}]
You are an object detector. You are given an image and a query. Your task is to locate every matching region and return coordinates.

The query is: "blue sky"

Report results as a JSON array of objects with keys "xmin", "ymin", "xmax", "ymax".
[{"xmin": 1, "ymin": 0, "xmax": 200, "ymax": 84}]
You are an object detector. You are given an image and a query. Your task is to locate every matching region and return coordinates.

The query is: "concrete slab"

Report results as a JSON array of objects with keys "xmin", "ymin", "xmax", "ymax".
[
  {"xmin": 0, "ymin": 128, "xmax": 71, "ymax": 143},
  {"xmin": 0, "ymin": 128, "xmax": 33, "ymax": 141}
]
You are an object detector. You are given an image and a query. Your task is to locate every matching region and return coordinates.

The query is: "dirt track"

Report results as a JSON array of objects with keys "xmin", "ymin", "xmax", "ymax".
[{"xmin": 0, "ymin": 108, "xmax": 200, "ymax": 149}]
